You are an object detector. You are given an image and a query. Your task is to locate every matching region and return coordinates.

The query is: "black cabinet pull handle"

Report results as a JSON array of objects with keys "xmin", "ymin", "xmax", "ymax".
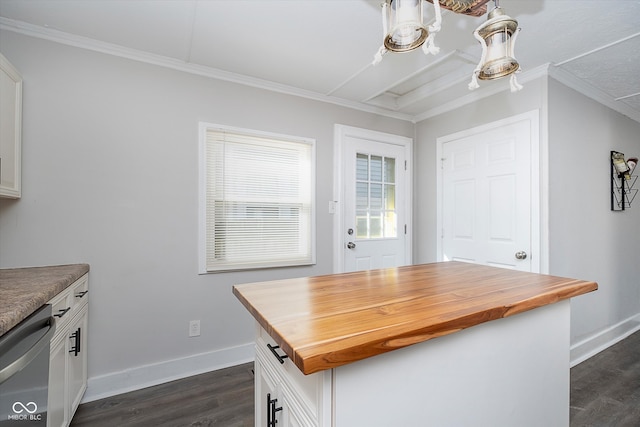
[
  {"xmin": 266, "ymin": 344, "xmax": 288, "ymax": 364},
  {"xmin": 69, "ymin": 327, "xmax": 81, "ymax": 356},
  {"xmin": 266, "ymin": 393, "xmax": 271, "ymax": 427},
  {"xmin": 54, "ymin": 307, "xmax": 71, "ymax": 318},
  {"xmin": 267, "ymin": 393, "xmax": 282, "ymax": 427},
  {"xmin": 75, "ymin": 290, "xmax": 88, "ymax": 298}
]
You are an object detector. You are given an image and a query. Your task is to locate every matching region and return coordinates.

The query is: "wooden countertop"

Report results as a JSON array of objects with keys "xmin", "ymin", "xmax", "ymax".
[
  {"xmin": 0, "ymin": 264, "xmax": 90, "ymax": 336},
  {"xmin": 233, "ymin": 261, "xmax": 597, "ymax": 375}
]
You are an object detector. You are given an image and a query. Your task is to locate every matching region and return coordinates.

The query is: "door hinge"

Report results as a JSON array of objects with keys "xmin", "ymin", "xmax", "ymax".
[
  {"xmin": 441, "ymin": 158, "xmax": 446, "ymax": 170},
  {"xmin": 404, "ymin": 224, "xmax": 407, "ymax": 234},
  {"xmin": 404, "ymin": 160, "xmax": 407, "ymax": 171}
]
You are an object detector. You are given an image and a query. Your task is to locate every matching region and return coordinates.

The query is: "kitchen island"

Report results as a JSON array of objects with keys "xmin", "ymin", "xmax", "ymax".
[{"xmin": 233, "ymin": 261, "xmax": 597, "ymax": 427}]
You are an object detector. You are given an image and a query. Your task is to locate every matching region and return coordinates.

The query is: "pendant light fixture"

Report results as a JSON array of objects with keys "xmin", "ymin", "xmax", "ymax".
[
  {"xmin": 373, "ymin": 0, "xmax": 441, "ymax": 65},
  {"xmin": 469, "ymin": 0, "xmax": 522, "ymax": 91},
  {"xmin": 372, "ymin": 0, "xmax": 522, "ymax": 92},
  {"xmin": 384, "ymin": 0, "xmax": 428, "ymax": 52}
]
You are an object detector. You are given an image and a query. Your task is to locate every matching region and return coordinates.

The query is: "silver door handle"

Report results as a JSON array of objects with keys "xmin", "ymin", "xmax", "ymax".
[
  {"xmin": 515, "ymin": 251, "xmax": 527, "ymax": 260},
  {"xmin": 347, "ymin": 242, "xmax": 356, "ymax": 249}
]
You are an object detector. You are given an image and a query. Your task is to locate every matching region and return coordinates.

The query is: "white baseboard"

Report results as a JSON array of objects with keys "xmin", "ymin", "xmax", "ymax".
[
  {"xmin": 570, "ymin": 313, "xmax": 640, "ymax": 367},
  {"xmin": 81, "ymin": 343, "xmax": 254, "ymax": 403}
]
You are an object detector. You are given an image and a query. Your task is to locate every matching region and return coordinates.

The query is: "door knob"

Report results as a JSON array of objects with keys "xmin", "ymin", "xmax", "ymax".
[
  {"xmin": 515, "ymin": 251, "xmax": 527, "ymax": 260},
  {"xmin": 347, "ymin": 242, "xmax": 356, "ymax": 249}
]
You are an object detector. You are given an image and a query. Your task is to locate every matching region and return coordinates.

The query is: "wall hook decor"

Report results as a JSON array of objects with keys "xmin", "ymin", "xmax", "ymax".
[{"xmin": 611, "ymin": 150, "xmax": 638, "ymax": 211}]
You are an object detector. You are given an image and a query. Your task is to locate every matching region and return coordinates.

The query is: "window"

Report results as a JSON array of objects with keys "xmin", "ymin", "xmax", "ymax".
[
  {"xmin": 199, "ymin": 123, "xmax": 315, "ymax": 272},
  {"xmin": 356, "ymin": 153, "xmax": 397, "ymax": 239}
]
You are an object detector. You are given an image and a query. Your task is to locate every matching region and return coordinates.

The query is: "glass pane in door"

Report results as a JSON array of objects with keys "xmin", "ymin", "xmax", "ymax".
[{"xmin": 355, "ymin": 153, "xmax": 397, "ymax": 239}]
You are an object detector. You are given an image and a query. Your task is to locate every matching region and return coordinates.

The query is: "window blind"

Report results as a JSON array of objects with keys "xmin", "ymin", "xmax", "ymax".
[{"xmin": 204, "ymin": 127, "xmax": 314, "ymax": 271}]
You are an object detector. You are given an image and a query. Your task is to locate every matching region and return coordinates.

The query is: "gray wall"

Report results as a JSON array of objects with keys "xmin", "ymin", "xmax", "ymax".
[
  {"xmin": 0, "ymin": 31, "xmax": 413, "ymax": 397},
  {"xmin": 547, "ymin": 79, "xmax": 640, "ymax": 346}
]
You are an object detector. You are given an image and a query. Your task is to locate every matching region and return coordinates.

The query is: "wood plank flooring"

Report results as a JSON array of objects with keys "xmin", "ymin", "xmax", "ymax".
[
  {"xmin": 70, "ymin": 331, "xmax": 640, "ymax": 427},
  {"xmin": 570, "ymin": 330, "xmax": 640, "ymax": 426},
  {"xmin": 69, "ymin": 363, "xmax": 254, "ymax": 427}
]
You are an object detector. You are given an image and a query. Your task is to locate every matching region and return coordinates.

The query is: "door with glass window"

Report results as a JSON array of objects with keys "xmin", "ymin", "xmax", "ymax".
[{"xmin": 343, "ymin": 137, "xmax": 408, "ymax": 272}]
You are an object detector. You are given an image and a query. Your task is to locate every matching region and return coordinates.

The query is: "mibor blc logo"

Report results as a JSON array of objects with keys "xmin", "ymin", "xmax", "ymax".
[{"xmin": 8, "ymin": 401, "xmax": 42, "ymax": 421}]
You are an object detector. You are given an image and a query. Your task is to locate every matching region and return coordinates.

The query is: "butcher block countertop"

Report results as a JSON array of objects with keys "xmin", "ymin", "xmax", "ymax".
[
  {"xmin": 233, "ymin": 261, "xmax": 597, "ymax": 375},
  {"xmin": 0, "ymin": 264, "xmax": 90, "ymax": 336}
]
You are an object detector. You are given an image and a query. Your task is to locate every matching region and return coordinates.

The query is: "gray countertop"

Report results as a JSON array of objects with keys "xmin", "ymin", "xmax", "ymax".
[{"xmin": 0, "ymin": 264, "xmax": 90, "ymax": 336}]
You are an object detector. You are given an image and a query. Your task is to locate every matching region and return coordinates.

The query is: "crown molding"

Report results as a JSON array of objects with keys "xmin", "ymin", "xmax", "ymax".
[
  {"xmin": 547, "ymin": 65, "xmax": 640, "ymax": 124},
  {"xmin": 411, "ymin": 64, "xmax": 550, "ymax": 123},
  {"xmin": 0, "ymin": 17, "xmax": 414, "ymax": 122},
  {"xmin": 411, "ymin": 61, "xmax": 640, "ymax": 125},
  {"xmin": 2, "ymin": 16, "xmax": 638, "ymax": 125}
]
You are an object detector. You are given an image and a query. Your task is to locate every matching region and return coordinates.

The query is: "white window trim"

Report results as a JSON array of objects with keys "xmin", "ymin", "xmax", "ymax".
[{"xmin": 198, "ymin": 122, "xmax": 316, "ymax": 274}]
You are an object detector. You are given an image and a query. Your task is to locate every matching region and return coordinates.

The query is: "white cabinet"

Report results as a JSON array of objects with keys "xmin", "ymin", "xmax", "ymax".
[
  {"xmin": 0, "ymin": 53, "xmax": 22, "ymax": 199},
  {"xmin": 47, "ymin": 274, "xmax": 89, "ymax": 427},
  {"xmin": 254, "ymin": 326, "xmax": 330, "ymax": 427}
]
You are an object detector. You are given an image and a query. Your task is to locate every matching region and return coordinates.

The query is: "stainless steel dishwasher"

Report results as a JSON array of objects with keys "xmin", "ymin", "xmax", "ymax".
[{"xmin": 0, "ymin": 304, "xmax": 56, "ymax": 426}]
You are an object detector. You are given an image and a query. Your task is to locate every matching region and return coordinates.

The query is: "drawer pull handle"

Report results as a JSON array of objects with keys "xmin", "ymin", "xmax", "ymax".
[
  {"xmin": 266, "ymin": 344, "xmax": 288, "ymax": 364},
  {"xmin": 75, "ymin": 290, "xmax": 89, "ymax": 298},
  {"xmin": 54, "ymin": 307, "xmax": 71, "ymax": 318}
]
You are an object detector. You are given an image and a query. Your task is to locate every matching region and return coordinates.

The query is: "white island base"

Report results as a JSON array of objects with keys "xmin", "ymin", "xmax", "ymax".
[{"xmin": 255, "ymin": 300, "xmax": 570, "ymax": 427}]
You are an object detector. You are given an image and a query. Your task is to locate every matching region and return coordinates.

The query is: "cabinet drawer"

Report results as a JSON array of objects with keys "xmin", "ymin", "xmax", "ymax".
[
  {"xmin": 49, "ymin": 290, "xmax": 74, "ymax": 332},
  {"xmin": 70, "ymin": 275, "xmax": 89, "ymax": 311},
  {"xmin": 48, "ymin": 274, "xmax": 89, "ymax": 334},
  {"xmin": 256, "ymin": 326, "xmax": 321, "ymax": 420}
]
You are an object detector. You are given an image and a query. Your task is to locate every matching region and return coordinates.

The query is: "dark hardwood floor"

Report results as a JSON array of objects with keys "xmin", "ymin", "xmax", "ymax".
[
  {"xmin": 70, "ymin": 331, "xmax": 640, "ymax": 427},
  {"xmin": 570, "ymin": 330, "xmax": 640, "ymax": 426},
  {"xmin": 70, "ymin": 363, "xmax": 254, "ymax": 427}
]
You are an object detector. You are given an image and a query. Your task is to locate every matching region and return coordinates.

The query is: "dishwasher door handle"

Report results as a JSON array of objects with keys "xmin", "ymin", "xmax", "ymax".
[{"xmin": 0, "ymin": 317, "xmax": 56, "ymax": 384}]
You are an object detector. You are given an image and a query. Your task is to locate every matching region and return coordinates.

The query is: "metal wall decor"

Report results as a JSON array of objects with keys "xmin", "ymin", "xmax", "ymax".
[{"xmin": 611, "ymin": 150, "xmax": 638, "ymax": 211}]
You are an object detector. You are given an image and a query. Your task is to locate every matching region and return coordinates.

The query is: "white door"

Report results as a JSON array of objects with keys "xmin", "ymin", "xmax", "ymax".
[
  {"xmin": 438, "ymin": 112, "xmax": 539, "ymax": 272},
  {"xmin": 334, "ymin": 125, "xmax": 412, "ymax": 273}
]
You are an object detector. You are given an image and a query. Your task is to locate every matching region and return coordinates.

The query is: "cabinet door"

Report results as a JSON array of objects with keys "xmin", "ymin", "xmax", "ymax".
[
  {"xmin": 255, "ymin": 352, "xmax": 287, "ymax": 427},
  {"xmin": 67, "ymin": 306, "xmax": 88, "ymax": 419},
  {"xmin": 48, "ymin": 333, "xmax": 68, "ymax": 427},
  {"xmin": 0, "ymin": 53, "xmax": 22, "ymax": 199}
]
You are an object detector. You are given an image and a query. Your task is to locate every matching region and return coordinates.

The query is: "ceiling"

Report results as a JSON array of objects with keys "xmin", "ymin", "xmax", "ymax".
[{"xmin": 1, "ymin": 0, "xmax": 639, "ymax": 123}]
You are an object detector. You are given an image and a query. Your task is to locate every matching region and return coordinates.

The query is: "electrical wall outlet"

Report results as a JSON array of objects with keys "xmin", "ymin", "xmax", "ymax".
[{"xmin": 189, "ymin": 320, "xmax": 200, "ymax": 337}]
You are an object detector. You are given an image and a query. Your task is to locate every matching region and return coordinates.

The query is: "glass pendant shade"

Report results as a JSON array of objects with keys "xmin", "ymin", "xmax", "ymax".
[
  {"xmin": 477, "ymin": 7, "xmax": 519, "ymax": 80},
  {"xmin": 384, "ymin": 0, "xmax": 428, "ymax": 52}
]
